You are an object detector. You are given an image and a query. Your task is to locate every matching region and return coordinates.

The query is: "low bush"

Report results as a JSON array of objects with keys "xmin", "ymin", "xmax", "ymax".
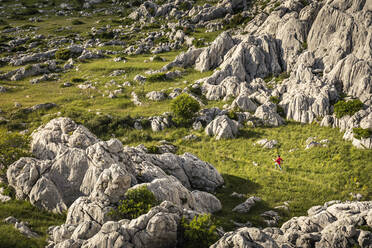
[
  {"xmin": 71, "ymin": 19, "xmax": 84, "ymax": 25},
  {"xmin": 110, "ymin": 186, "xmax": 158, "ymax": 220},
  {"xmin": 269, "ymin": 96, "xmax": 280, "ymax": 104},
  {"xmin": 0, "ymin": 128, "xmax": 30, "ymax": 174},
  {"xmin": 277, "ymin": 105, "xmax": 285, "ymax": 118},
  {"xmin": 192, "ymin": 39, "xmax": 205, "ymax": 48},
  {"xmin": 146, "ymin": 145, "xmax": 160, "ymax": 154},
  {"xmin": 171, "ymin": 94, "xmax": 200, "ymax": 127},
  {"xmin": 55, "ymin": 48, "xmax": 71, "ymax": 60},
  {"xmin": 71, "ymin": 78, "xmax": 85, "ymax": 83},
  {"xmin": 179, "ymin": 214, "xmax": 219, "ymax": 248},
  {"xmin": 0, "ymin": 183, "xmax": 15, "ymax": 198},
  {"xmin": 146, "ymin": 73, "xmax": 168, "ymax": 82},
  {"xmin": 227, "ymin": 107, "xmax": 240, "ymax": 121},
  {"xmin": 334, "ymin": 99, "xmax": 363, "ymax": 118},
  {"xmin": 353, "ymin": 128, "xmax": 372, "ymax": 139}
]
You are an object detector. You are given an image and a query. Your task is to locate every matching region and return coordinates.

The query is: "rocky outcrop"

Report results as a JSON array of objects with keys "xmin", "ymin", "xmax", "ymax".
[
  {"xmin": 7, "ymin": 118, "xmax": 223, "ymax": 214},
  {"xmin": 50, "ymin": 201, "xmax": 191, "ymax": 248},
  {"xmin": 254, "ymin": 102, "xmax": 285, "ymax": 127},
  {"xmin": 320, "ymin": 107, "xmax": 372, "ymax": 149},
  {"xmin": 159, "ymin": 0, "xmax": 371, "ymax": 149},
  {"xmin": 212, "ymin": 201, "xmax": 372, "ymax": 248},
  {"xmin": 195, "ymin": 32, "xmax": 236, "ymax": 72}
]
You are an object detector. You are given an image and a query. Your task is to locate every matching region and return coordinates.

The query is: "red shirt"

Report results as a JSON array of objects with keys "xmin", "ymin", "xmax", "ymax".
[{"xmin": 275, "ymin": 157, "xmax": 283, "ymax": 165}]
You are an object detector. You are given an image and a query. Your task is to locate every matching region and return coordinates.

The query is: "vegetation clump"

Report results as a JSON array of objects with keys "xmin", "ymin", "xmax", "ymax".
[
  {"xmin": 71, "ymin": 19, "xmax": 84, "ymax": 25},
  {"xmin": 179, "ymin": 214, "xmax": 219, "ymax": 248},
  {"xmin": 353, "ymin": 128, "xmax": 372, "ymax": 139},
  {"xmin": 334, "ymin": 99, "xmax": 363, "ymax": 118},
  {"xmin": 55, "ymin": 48, "xmax": 71, "ymax": 60},
  {"xmin": 269, "ymin": 96, "xmax": 280, "ymax": 104},
  {"xmin": 0, "ymin": 128, "xmax": 30, "ymax": 174},
  {"xmin": 146, "ymin": 72, "xmax": 168, "ymax": 82},
  {"xmin": 146, "ymin": 145, "xmax": 160, "ymax": 154},
  {"xmin": 170, "ymin": 94, "xmax": 200, "ymax": 126},
  {"xmin": 110, "ymin": 186, "xmax": 158, "ymax": 220}
]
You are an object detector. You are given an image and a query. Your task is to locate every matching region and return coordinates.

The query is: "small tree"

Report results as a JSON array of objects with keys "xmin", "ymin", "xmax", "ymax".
[
  {"xmin": 110, "ymin": 186, "xmax": 158, "ymax": 220},
  {"xmin": 55, "ymin": 48, "xmax": 71, "ymax": 60},
  {"xmin": 0, "ymin": 128, "xmax": 30, "ymax": 174},
  {"xmin": 334, "ymin": 99, "xmax": 363, "ymax": 118},
  {"xmin": 170, "ymin": 94, "xmax": 200, "ymax": 126},
  {"xmin": 180, "ymin": 214, "xmax": 219, "ymax": 248}
]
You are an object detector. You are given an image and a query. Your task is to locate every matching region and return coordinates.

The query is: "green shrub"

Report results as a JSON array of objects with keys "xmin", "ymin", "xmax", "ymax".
[
  {"xmin": 188, "ymin": 86, "xmax": 202, "ymax": 96},
  {"xmin": 274, "ymin": 71, "xmax": 290, "ymax": 83},
  {"xmin": 269, "ymin": 96, "xmax": 280, "ymax": 104},
  {"xmin": 147, "ymin": 73, "xmax": 168, "ymax": 82},
  {"xmin": 170, "ymin": 94, "xmax": 200, "ymax": 126},
  {"xmin": 353, "ymin": 128, "xmax": 372, "ymax": 139},
  {"xmin": 0, "ymin": 128, "xmax": 30, "ymax": 174},
  {"xmin": 72, "ymin": 19, "xmax": 84, "ymax": 25},
  {"xmin": 85, "ymin": 115, "xmax": 134, "ymax": 138},
  {"xmin": 0, "ymin": 183, "xmax": 15, "ymax": 198},
  {"xmin": 180, "ymin": 214, "xmax": 219, "ymax": 248},
  {"xmin": 74, "ymin": 0, "xmax": 85, "ymax": 8},
  {"xmin": 334, "ymin": 100, "xmax": 363, "ymax": 118},
  {"xmin": 277, "ymin": 105, "xmax": 285, "ymax": 118},
  {"xmin": 227, "ymin": 108, "xmax": 239, "ymax": 121},
  {"xmin": 223, "ymin": 14, "xmax": 248, "ymax": 29},
  {"xmin": 302, "ymin": 42, "xmax": 308, "ymax": 50},
  {"xmin": 110, "ymin": 186, "xmax": 158, "ymax": 220},
  {"xmin": 55, "ymin": 48, "xmax": 71, "ymax": 60},
  {"xmin": 0, "ymin": 19, "xmax": 7, "ymax": 25},
  {"xmin": 71, "ymin": 78, "xmax": 85, "ymax": 83},
  {"xmin": 140, "ymin": 119, "xmax": 151, "ymax": 129},
  {"xmin": 146, "ymin": 145, "xmax": 160, "ymax": 154},
  {"xmin": 192, "ymin": 39, "xmax": 205, "ymax": 48}
]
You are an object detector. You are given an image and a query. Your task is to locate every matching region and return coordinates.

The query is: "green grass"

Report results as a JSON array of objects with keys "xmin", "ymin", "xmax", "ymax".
[
  {"xmin": 0, "ymin": 200, "xmax": 65, "ymax": 248},
  {"xmin": 172, "ymin": 123, "xmax": 372, "ymax": 230},
  {"xmin": 0, "ymin": 3, "xmax": 371, "ymax": 246}
]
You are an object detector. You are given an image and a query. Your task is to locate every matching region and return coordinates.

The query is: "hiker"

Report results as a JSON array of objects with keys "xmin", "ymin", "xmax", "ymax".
[{"xmin": 274, "ymin": 155, "xmax": 283, "ymax": 170}]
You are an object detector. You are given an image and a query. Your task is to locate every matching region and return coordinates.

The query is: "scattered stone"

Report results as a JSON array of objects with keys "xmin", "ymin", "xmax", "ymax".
[
  {"xmin": 232, "ymin": 196, "xmax": 261, "ymax": 213},
  {"xmin": 183, "ymin": 134, "xmax": 199, "ymax": 141},
  {"xmin": 231, "ymin": 192, "xmax": 245, "ymax": 198},
  {"xmin": 134, "ymin": 74, "xmax": 146, "ymax": 82},
  {"xmin": 255, "ymin": 139, "xmax": 278, "ymax": 149},
  {"xmin": 146, "ymin": 91, "xmax": 167, "ymax": 101},
  {"xmin": 0, "ymin": 86, "xmax": 7, "ymax": 93}
]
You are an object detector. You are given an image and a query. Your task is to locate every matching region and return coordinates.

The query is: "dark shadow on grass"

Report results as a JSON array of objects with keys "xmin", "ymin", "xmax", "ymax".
[{"xmin": 238, "ymin": 128, "xmax": 263, "ymax": 139}]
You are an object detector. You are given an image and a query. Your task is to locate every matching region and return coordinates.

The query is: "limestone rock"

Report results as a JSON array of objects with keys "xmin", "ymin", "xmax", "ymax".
[
  {"xmin": 205, "ymin": 115, "xmax": 239, "ymax": 140},
  {"xmin": 232, "ymin": 196, "xmax": 261, "ymax": 213}
]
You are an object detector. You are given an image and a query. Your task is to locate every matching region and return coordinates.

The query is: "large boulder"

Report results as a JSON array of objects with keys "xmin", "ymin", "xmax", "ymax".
[{"xmin": 205, "ymin": 115, "xmax": 240, "ymax": 140}]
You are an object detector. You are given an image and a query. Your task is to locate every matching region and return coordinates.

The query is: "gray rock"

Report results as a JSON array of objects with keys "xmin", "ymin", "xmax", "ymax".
[
  {"xmin": 230, "ymin": 94, "xmax": 258, "ymax": 113},
  {"xmin": 254, "ymin": 102, "xmax": 285, "ymax": 127},
  {"xmin": 195, "ymin": 31, "xmax": 236, "ymax": 72},
  {"xmin": 146, "ymin": 91, "xmax": 167, "ymax": 101},
  {"xmin": 255, "ymin": 139, "xmax": 278, "ymax": 149},
  {"xmin": 191, "ymin": 190, "xmax": 222, "ymax": 213},
  {"xmin": 205, "ymin": 115, "xmax": 239, "ymax": 140},
  {"xmin": 232, "ymin": 196, "xmax": 261, "ymax": 213}
]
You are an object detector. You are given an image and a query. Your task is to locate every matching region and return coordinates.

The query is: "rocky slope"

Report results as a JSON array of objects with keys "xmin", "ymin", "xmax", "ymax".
[
  {"xmin": 0, "ymin": 0, "xmax": 371, "ymax": 247},
  {"xmin": 164, "ymin": 0, "xmax": 372, "ymax": 148}
]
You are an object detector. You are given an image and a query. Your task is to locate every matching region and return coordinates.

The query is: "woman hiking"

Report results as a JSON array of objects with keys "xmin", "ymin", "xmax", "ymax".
[{"xmin": 274, "ymin": 155, "xmax": 283, "ymax": 170}]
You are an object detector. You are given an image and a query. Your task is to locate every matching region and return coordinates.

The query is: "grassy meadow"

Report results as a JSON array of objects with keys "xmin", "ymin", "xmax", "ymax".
[{"xmin": 0, "ymin": 1, "xmax": 371, "ymax": 246}]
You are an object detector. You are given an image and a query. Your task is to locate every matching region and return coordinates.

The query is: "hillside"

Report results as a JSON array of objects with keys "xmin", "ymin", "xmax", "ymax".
[{"xmin": 0, "ymin": 0, "xmax": 371, "ymax": 247}]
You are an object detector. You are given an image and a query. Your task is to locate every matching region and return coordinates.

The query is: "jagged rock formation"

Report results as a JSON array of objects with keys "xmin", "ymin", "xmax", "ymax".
[
  {"xmin": 163, "ymin": 0, "xmax": 371, "ymax": 148},
  {"xmin": 211, "ymin": 200, "xmax": 372, "ymax": 248},
  {"xmin": 7, "ymin": 118, "xmax": 224, "ymax": 215}
]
